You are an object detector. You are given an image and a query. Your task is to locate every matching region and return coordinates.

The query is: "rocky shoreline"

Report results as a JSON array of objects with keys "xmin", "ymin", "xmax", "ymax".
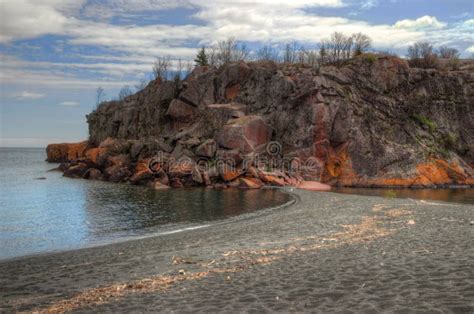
[{"xmin": 47, "ymin": 55, "xmax": 474, "ymax": 189}]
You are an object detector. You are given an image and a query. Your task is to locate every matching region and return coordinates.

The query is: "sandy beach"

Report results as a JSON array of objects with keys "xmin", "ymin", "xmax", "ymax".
[{"xmin": 1, "ymin": 189, "xmax": 473, "ymax": 313}]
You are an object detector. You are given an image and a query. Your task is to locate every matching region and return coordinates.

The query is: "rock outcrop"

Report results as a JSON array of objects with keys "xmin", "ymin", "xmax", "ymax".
[
  {"xmin": 46, "ymin": 141, "xmax": 88, "ymax": 162},
  {"xmin": 47, "ymin": 55, "xmax": 474, "ymax": 189}
]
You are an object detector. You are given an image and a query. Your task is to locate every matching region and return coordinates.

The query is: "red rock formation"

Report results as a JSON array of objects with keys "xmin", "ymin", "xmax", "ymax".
[
  {"xmin": 46, "ymin": 141, "xmax": 88, "ymax": 162},
  {"xmin": 49, "ymin": 56, "xmax": 474, "ymax": 189}
]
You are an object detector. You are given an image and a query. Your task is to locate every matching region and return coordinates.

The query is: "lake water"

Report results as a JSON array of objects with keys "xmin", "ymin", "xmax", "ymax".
[
  {"xmin": 334, "ymin": 187, "xmax": 474, "ymax": 205},
  {"xmin": 0, "ymin": 148, "xmax": 291, "ymax": 260}
]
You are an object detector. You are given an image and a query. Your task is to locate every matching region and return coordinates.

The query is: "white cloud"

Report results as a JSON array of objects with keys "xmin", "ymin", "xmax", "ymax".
[
  {"xmin": 464, "ymin": 19, "xmax": 474, "ymax": 27},
  {"xmin": 466, "ymin": 46, "xmax": 474, "ymax": 53},
  {"xmin": 13, "ymin": 91, "xmax": 45, "ymax": 100},
  {"xmin": 394, "ymin": 15, "xmax": 447, "ymax": 29},
  {"xmin": 59, "ymin": 101, "xmax": 79, "ymax": 106},
  {"xmin": 361, "ymin": 0, "xmax": 378, "ymax": 10},
  {"xmin": 0, "ymin": 0, "xmax": 86, "ymax": 43}
]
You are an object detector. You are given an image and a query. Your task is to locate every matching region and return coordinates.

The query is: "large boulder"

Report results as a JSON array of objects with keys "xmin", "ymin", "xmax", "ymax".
[
  {"xmin": 217, "ymin": 116, "xmax": 271, "ymax": 154},
  {"xmin": 195, "ymin": 139, "xmax": 217, "ymax": 158},
  {"xmin": 166, "ymin": 99, "xmax": 196, "ymax": 122}
]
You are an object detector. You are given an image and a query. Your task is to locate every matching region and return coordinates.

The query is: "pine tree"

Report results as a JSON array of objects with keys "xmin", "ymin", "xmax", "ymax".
[{"xmin": 194, "ymin": 46, "xmax": 209, "ymax": 66}]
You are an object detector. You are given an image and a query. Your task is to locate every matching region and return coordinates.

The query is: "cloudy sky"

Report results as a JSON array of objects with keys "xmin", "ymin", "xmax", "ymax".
[{"xmin": 0, "ymin": 0, "xmax": 473, "ymax": 147}]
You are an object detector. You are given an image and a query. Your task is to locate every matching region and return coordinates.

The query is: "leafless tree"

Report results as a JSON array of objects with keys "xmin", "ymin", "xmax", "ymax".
[
  {"xmin": 135, "ymin": 78, "xmax": 148, "ymax": 92},
  {"xmin": 407, "ymin": 41, "xmax": 438, "ymax": 68},
  {"xmin": 256, "ymin": 45, "xmax": 280, "ymax": 62},
  {"xmin": 96, "ymin": 87, "xmax": 106, "ymax": 106},
  {"xmin": 283, "ymin": 43, "xmax": 298, "ymax": 64},
  {"xmin": 174, "ymin": 58, "xmax": 184, "ymax": 81},
  {"xmin": 353, "ymin": 32, "xmax": 372, "ymax": 56},
  {"xmin": 306, "ymin": 50, "xmax": 319, "ymax": 68},
  {"xmin": 118, "ymin": 85, "xmax": 133, "ymax": 100},
  {"xmin": 437, "ymin": 46, "xmax": 459, "ymax": 59},
  {"xmin": 319, "ymin": 32, "xmax": 372, "ymax": 64},
  {"xmin": 152, "ymin": 56, "xmax": 171, "ymax": 80},
  {"xmin": 184, "ymin": 60, "xmax": 194, "ymax": 78}
]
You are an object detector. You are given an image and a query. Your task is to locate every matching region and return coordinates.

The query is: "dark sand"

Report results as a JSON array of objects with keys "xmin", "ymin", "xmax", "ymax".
[{"xmin": 1, "ymin": 189, "xmax": 473, "ymax": 313}]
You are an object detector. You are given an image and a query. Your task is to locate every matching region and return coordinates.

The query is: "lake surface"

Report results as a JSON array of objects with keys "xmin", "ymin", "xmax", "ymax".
[
  {"xmin": 0, "ymin": 148, "xmax": 291, "ymax": 260},
  {"xmin": 334, "ymin": 187, "xmax": 474, "ymax": 205}
]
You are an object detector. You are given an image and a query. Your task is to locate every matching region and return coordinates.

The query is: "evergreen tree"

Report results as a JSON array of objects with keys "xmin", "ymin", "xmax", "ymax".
[{"xmin": 194, "ymin": 46, "xmax": 209, "ymax": 66}]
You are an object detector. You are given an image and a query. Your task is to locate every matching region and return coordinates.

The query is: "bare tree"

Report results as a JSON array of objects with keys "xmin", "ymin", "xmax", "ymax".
[
  {"xmin": 152, "ymin": 56, "xmax": 171, "ymax": 80},
  {"xmin": 407, "ymin": 41, "xmax": 438, "ymax": 68},
  {"xmin": 96, "ymin": 87, "xmax": 106, "ymax": 106},
  {"xmin": 306, "ymin": 50, "xmax": 319, "ymax": 68},
  {"xmin": 283, "ymin": 43, "xmax": 298, "ymax": 64},
  {"xmin": 352, "ymin": 32, "xmax": 372, "ymax": 56},
  {"xmin": 257, "ymin": 45, "xmax": 280, "ymax": 62},
  {"xmin": 208, "ymin": 45, "xmax": 218, "ymax": 67},
  {"xmin": 174, "ymin": 58, "xmax": 184, "ymax": 81},
  {"xmin": 207, "ymin": 37, "xmax": 249, "ymax": 66},
  {"xmin": 296, "ymin": 46, "xmax": 307, "ymax": 64},
  {"xmin": 118, "ymin": 85, "xmax": 133, "ymax": 100},
  {"xmin": 135, "ymin": 78, "xmax": 148, "ymax": 92},
  {"xmin": 184, "ymin": 60, "xmax": 194, "ymax": 78},
  {"xmin": 319, "ymin": 43, "xmax": 328, "ymax": 65},
  {"xmin": 319, "ymin": 32, "xmax": 372, "ymax": 64},
  {"xmin": 437, "ymin": 46, "xmax": 459, "ymax": 59}
]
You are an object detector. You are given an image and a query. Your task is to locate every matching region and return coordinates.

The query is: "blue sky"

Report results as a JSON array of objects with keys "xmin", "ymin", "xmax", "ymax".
[{"xmin": 0, "ymin": 0, "xmax": 473, "ymax": 147}]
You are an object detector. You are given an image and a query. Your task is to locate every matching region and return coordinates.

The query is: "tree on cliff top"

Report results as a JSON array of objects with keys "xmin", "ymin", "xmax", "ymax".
[
  {"xmin": 118, "ymin": 85, "xmax": 133, "ymax": 100},
  {"xmin": 152, "ymin": 56, "xmax": 171, "ymax": 80},
  {"xmin": 194, "ymin": 46, "xmax": 209, "ymax": 66},
  {"xmin": 96, "ymin": 87, "xmax": 106, "ymax": 106}
]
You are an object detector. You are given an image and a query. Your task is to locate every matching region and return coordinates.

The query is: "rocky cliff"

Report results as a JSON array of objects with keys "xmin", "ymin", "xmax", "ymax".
[{"xmin": 47, "ymin": 55, "xmax": 474, "ymax": 189}]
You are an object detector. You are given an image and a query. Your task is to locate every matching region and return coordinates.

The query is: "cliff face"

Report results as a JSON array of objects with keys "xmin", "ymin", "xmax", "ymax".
[{"xmin": 48, "ymin": 55, "xmax": 474, "ymax": 188}]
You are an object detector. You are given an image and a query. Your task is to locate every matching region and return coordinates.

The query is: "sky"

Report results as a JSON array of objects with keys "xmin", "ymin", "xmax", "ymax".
[{"xmin": 0, "ymin": 0, "xmax": 473, "ymax": 147}]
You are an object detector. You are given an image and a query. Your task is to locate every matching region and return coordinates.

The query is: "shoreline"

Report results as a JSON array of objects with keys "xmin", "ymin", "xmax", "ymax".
[
  {"xmin": 0, "ymin": 187, "xmax": 297, "ymax": 264},
  {"xmin": 1, "ymin": 189, "xmax": 473, "ymax": 312}
]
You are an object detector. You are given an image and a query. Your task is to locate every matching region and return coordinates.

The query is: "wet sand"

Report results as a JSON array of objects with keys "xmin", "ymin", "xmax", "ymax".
[{"xmin": 1, "ymin": 189, "xmax": 473, "ymax": 313}]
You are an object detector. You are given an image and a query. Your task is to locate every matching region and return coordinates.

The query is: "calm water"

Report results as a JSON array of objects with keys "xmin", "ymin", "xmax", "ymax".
[
  {"xmin": 0, "ymin": 148, "xmax": 291, "ymax": 260},
  {"xmin": 334, "ymin": 187, "xmax": 474, "ymax": 205}
]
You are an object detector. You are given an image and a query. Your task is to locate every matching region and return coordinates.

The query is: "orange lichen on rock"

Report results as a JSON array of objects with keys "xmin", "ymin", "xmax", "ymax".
[
  {"xmin": 323, "ymin": 147, "xmax": 473, "ymax": 187},
  {"xmin": 46, "ymin": 141, "xmax": 88, "ymax": 163},
  {"xmin": 220, "ymin": 167, "xmax": 242, "ymax": 182},
  {"xmin": 238, "ymin": 177, "xmax": 264, "ymax": 189},
  {"xmin": 84, "ymin": 147, "xmax": 107, "ymax": 164},
  {"xmin": 416, "ymin": 162, "xmax": 451, "ymax": 185},
  {"xmin": 323, "ymin": 144, "xmax": 358, "ymax": 186},
  {"xmin": 225, "ymin": 84, "xmax": 240, "ymax": 100}
]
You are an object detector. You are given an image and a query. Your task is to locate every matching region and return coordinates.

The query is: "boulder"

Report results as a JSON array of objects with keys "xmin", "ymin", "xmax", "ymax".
[
  {"xmin": 168, "ymin": 157, "xmax": 194, "ymax": 177},
  {"xmin": 217, "ymin": 116, "xmax": 271, "ymax": 154},
  {"xmin": 259, "ymin": 174, "xmax": 286, "ymax": 186},
  {"xmin": 151, "ymin": 181, "xmax": 170, "ymax": 190},
  {"xmin": 218, "ymin": 164, "xmax": 243, "ymax": 182},
  {"xmin": 85, "ymin": 147, "xmax": 107, "ymax": 164},
  {"xmin": 166, "ymin": 99, "xmax": 196, "ymax": 122},
  {"xmin": 202, "ymin": 171, "xmax": 211, "ymax": 186},
  {"xmin": 195, "ymin": 139, "xmax": 217, "ymax": 158},
  {"xmin": 170, "ymin": 178, "xmax": 184, "ymax": 188},
  {"xmin": 105, "ymin": 166, "xmax": 131, "ymax": 183},
  {"xmin": 191, "ymin": 166, "xmax": 204, "ymax": 184},
  {"xmin": 83, "ymin": 168, "xmax": 104, "ymax": 180},
  {"xmin": 238, "ymin": 177, "xmax": 264, "ymax": 189},
  {"xmin": 130, "ymin": 169, "xmax": 154, "ymax": 185},
  {"xmin": 297, "ymin": 181, "xmax": 332, "ymax": 191},
  {"xmin": 63, "ymin": 163, "xmax": 88, "ymax": 178},
  {"xmin": 216, "ymin": 149, "xmax": 243, "ymax": 166}
]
